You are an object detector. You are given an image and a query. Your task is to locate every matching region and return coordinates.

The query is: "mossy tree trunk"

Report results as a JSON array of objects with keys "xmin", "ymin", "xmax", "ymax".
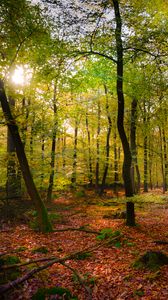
[{"xmin": 0, "ymin": 79, "xmax": 52, "ymax": 233}]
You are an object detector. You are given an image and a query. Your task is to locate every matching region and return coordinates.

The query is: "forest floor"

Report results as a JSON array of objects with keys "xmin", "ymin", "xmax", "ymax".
[{"xmin": 1, "ymin": 189, "xmax": 168, "ymax": 300}]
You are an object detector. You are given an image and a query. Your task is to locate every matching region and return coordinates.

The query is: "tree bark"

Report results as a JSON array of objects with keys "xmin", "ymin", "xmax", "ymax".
[
  {"xmin": 100, "ymin": 84, "xmax": 112, "ymax": 195},
  {"xmin": 143, "ymin": 100, "xmax": 148, "ymax": 192},
  {"xmin": 86, "ymin": 111, "xmax": 93, "ymax": 186},
  {"xmin": 0, "ymin": 79, "xmax": 52, "ymax": 232},
  {"xmin": 162, "ymin": 128, "xmax": 168, "ymax": 192},
  {"xmin": 71, "ymin": 119, "xmax": 78, "ymax": 187},
  {"xmin": 95, "ymin": 97, "xmax": 101, "ymax": 191},
  {"xmin": 112, "ymin": 0, "xmax": 135, "ymax": 226},
  {"xmin": 130, "ymin": 97, "xmax": 140, "ymax": 194},
  {"xmin": 113, "ymin": 121, "xmax": 119, "ymax": 194},
  {"xmin": 47, "ymin": 83, "xmax": 57, "ymax": 202}
]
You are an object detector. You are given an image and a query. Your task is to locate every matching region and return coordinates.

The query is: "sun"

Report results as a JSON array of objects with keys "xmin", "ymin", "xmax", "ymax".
[{"xmin": 12, "ymin": 66, "xmax": 24, "ymax": 85}]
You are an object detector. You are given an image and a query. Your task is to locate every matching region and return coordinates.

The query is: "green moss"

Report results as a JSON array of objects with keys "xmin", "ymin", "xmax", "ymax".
[
  {"xmin": 134, "ymin": 289, "xmax": 145, "ymax": 297},
  {"xmin": 75, "ymin": 252, "xmax": 92, "ymax": 260},
  {"xmin": 133, "ymin": 251, "xmax": 168, "ymax": 270},
  {"xmin": 32, "ymin": 286, "xmax": 78, "ymax": 300},
  {"xmin": 0, "ymin": 255, "xmax": 21, "ymax": 284},
  {"xmin": 32, "ymin": 246, "xmax": 49, "ymax": 254},
  {"xmin": 3, "ymin": 255, "xmax": 21, "ymax": 265}
]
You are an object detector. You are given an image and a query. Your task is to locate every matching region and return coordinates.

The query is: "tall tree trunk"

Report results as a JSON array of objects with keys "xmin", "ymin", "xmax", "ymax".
[
  {"xmin": 62, "ymin": 130, "xmax": 66, "ymax": 172},
  {"xmin": 143, "ymin": 101, "xmax": 148, "ymax": 192},
  {"xmin": 159, "ymin": 127, "xmax": 166, "ymax": 193},
  {"xmin": 40, "ymin": 133, "xmax": 45, "ymax": 189},
  {"xmin": 30, "ymin": 111, "xmax": 35, "ymax": 158},
  {"xmin": 0, "ymin": 80, "xmax": 52, "ymax": 232},
  {"xmin": 112, "ymin": 0, "xmax": 135, "ymax": 226},
  {"xmin": 130, "ymin": 98, "xmax": 140, "ymax": 194},
  {"xmin": 100, "ymin": 85, "xmax": 112, "ymax": 195},
  {"xmin": 95, "ymin": 98, "xmax": 101, "ymax": 191},
  {"xmin": 21, "ymin": 97, "xmax": 29, "ymax": 147},
  {"xmin": 47, "ymin": 83, "xmax": 57, "ymax": 202},
  {"xmin": 71, "ymin": 119, "xmax": 78, "ymax": 187},
  {"xmin": 162, "ymin": 128, "xmax": 168, "ymax": 192},
  {"xmin": 86, "ymin": 111, "xmax": 93, "ymax": 186},
  {"xmin": 148, "ymin": 137, "xmax": 153, "ymax": 190},
  {"xmin": 114, "ymin": 121, "xmax": 119, "ymax": 194}
]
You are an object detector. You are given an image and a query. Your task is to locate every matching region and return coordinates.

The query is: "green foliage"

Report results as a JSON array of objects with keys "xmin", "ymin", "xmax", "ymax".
[
  {"xmin": 32, "ymin": 286, "xmax": 78, "ymax": 300},
  {"xmin": 75, "ymin": 189, "xmax": 86, "ymax": 198},
  {"xmin": 31, "ymin": 210, "xmax": 38, "ymax": 217},
  {"xmin": 29, "ymin": 219, "xmax": 39, "ymax": 231},
  {"xmin": 32, "ymin": 246, "xmax": 49, "ymax": 254},
  {"xmin": 133, "ymin": 289, "xmax": 145, "ymax": 297},
  {"xmin": 0, "ymin": 255, "xmax": 21, "ymax": 284},
  {"xmin": 49, "ymin": 212, "xmax": 62, "ymax": 222},
  {"xmin": 96, "ymin": 228, "xmax": 121, "ymax": 241},
  {"xmin": 124, "ymin": 240, "xmax": 135, "ymax": 247},
  {"xmin": 15, "ymin": 246, "xmax": 28, "ymax": 252},
  {"xmin": 114, "ymin": 241, "xmax": 122, "ymax": 248},
  {"xmin": 3, "ymin": 255, "xmax": 21, "ymax": 265}
]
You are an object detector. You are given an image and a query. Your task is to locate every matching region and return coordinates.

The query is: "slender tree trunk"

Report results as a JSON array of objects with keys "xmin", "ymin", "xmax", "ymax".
[
  {"xmin": 112, "ymin": 0, "xmax": 135, "ymax": 226},
  {"xmin": 143, "ymin": 101, "xmax": 148, "ymax": 192},
  {"xmin": 0, "ymin": 79, "xmax": 52, "ymax": 232},
  {"xmin": 162, "ymin": 128, "xmax": 168, "ymax": 192},
  {"xmin": 30, "ymin": 112, "xmax": 35, "ymax": 158},
  {"xmin": 148, "ymin": 138, "xmax": 153, "ymax": 190},
  {"xmin": 114, "ymin": 122, "xmax": 119, "ymax": 194},
  {"xmin": 130, "ymin": 98, "xmax": 140, "ymax": 194},
  {"xmin": 100, "ymin": 85, "xmax": 112, "ymax": 195},
  {"xmin": 71, "ymin": 119, "xmax": 78, "ymax": 187},
  {"xmin": 40, "ymin": 133, "xmax": 45, "ymax": 189},
  {"xmin": 21, "ymin": 97, "xmax": 29, "ymax": 147},
  {"xmin": 62, "ymin": 131, "xmax": 66, "ymax": 172},
  {"xmin": 159, "ymin": 127, "xmax": 166, "ymax": 193},
  {"xmin": 47, "ymin": 83, "xmax": 57, "ymax": 202},
  {"xmin": 95, "ymin": 98, "xmax": 101, "ymax": 191},
  {"xmin": 86, "ymin": 111, "xmax": 93, "ymax": 186}
]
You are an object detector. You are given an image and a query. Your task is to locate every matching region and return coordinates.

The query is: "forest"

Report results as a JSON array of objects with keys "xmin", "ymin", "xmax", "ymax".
[{"xmin": 0, "ymin": 0, "xmax": 168, "ymax": 299}]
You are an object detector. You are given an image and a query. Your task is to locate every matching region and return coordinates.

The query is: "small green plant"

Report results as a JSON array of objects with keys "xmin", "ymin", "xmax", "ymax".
[
  {"xmin": 32, "ymin": 286, "xmax": 78, "ymax": 300},
  {"xmin": 114, "ymin": 241, "xmax": 122, "ymax": 248},
  {"xmin": 134, "ymin": 289, "xmax": 145, "ymax": 297},
  {"xmin": 124, "ymin": 240, "xmax": 135, "ymax": 247},
  {"xmin": 16, "ymin": 246, "xmax": 27, "ymax": 252},
  {"xmin": 31, "ymin": 210, "xmax": 38, "ymax": 217},
  {"xmin": 49, "ymin": 212, "xmax": 62, "ymax": 222},
  {"xmin": 96, "ymin": 228, "xmax": 121, "ymax": 241},
  {"xmin": 32, "ymin": 246, "xmax": 49, "ymax": 254},
  {"xmin": 4, "ymin": 255, "xmax": 21, "ymax": 265},
  {"xmin": 29, "ymin": 219, "xmax": 39, "ymax": 231},
  {"xmin": 0, "ymin": 255, "xmax": 21, "ymax": 284},
  {"xmin": 75, "ymin": 190, "xmax": 85, "ymax": 198}
]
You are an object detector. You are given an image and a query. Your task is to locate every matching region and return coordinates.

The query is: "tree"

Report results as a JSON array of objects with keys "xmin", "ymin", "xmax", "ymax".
[
  {"xmin": 0, "ymin": 79, "xmax": 52, "ymax": 232},
  {"xmin": 112, "ymin": 0, "xmax": 135, "ymax": 225}
]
